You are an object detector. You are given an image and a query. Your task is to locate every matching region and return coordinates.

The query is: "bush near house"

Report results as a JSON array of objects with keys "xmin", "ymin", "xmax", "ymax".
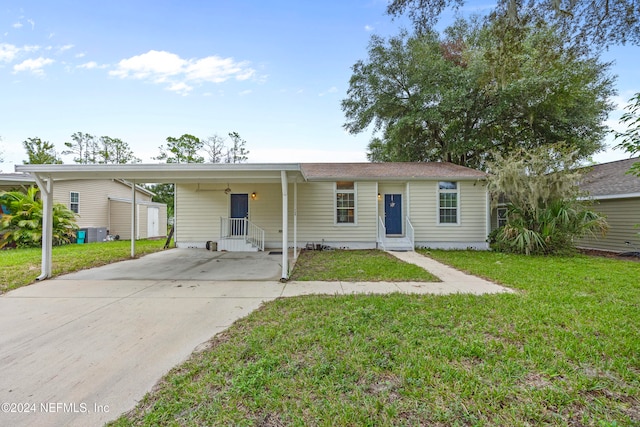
[{"xmin": 0, "ymin": 186, "xmax": 78, "ymax": 249}]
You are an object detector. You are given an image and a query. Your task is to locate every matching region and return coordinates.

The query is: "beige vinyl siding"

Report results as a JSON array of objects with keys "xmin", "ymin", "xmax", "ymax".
[
  {"xmin": 53, "ymin": 180, "xmax": 152, "ymax": 229},
  {"xmin": 577, "ymin": 197, "xmax": 640, "ymax": 252},
  {"xmin": 409, "ymin": 180, "xmax": 487, "ymax": 244},
  {"xmin": 108, "ymin": 200, "xmax": 167, "ymax": 240},
  {"xmin": 291, "ymin": 181, "xmax": 377, "ymax": 245},
  {"xmin": 175, "ymin": 183, "xmax": 229, "ymax": 243}
]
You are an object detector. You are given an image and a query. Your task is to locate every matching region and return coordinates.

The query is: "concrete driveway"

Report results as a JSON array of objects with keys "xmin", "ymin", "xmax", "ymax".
[{"xmin": 0, "ymin": 249, "xmax": 511, "ymax": 426}]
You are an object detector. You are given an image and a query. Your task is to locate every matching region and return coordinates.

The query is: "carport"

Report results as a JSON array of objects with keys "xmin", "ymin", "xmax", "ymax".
[{"xmin": 15, "ymin": 163, "xmax": 305, "ymax": 281}]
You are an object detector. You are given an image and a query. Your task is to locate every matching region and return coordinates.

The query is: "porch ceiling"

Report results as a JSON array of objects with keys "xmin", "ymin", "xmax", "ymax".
[{"xmin": 14, "ymin": 163, "xmax": 303, "ymax": 184}]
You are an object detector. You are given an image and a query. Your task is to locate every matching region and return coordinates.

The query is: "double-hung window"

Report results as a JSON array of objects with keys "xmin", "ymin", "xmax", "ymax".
[
  {"xmin": 336, "ymin": 181, "xmax": 355, "ymax": 224},
  {"xmin": 70, "ymin": 192, "xmax": 79, "ymax": 214},
  {"xmin": 438, "ymin": 182, "xmax": 458, "ymax": 224},
  {"xmin": 497, "ymin": 207, "xmax": 508, "ymax": 228}
]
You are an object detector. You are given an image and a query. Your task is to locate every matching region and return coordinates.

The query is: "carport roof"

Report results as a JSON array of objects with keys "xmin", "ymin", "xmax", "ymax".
[{"xmin": 15, "ymin": 163, "xmax": 303, "ymax": 184}]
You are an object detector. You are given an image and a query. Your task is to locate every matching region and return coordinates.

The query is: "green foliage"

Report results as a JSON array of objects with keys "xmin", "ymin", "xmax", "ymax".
[
  {"xmin": 615, "ymin": 92, "xmax": 640, "ymax": 177},
  {"xmin": 386, "ymin": 0, "xmax": 640, "ymax": 48},
  {"xmin": 487, "ymin": 145, "xmax": 608, "ymax": 255},
  {"xmin": 0, "ymin": 187, "xmax": 78, "ymax": 249},
  {"xmin": 226, "ymin": 131, "xmax": 249, "ymax": 163},
  {"xmin": 63, "ymin": 131, "xmax": 98, "ymax": 164},
  {"xmin": 342, "ymin": 18, "xmax": 614, "ymax": 169},
  {"xmin": 22, "ymin": 137, "xmax": 63, "ymax": 164},
  {"xmin": 155, "ymin": 134, "xmax": 204, "ymax": 164},
  {"xmin": 97, "ymin": 136, "xmax": 141, "ymax": 164}
]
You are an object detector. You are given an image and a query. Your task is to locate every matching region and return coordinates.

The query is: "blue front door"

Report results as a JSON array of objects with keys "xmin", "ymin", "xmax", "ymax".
[
  {"xmin": 230, "ymin": 194, "xmax": 249, "ymax": 235},
  {"xmin": 384, "ymin": 194, "xmax": 402, "ymax": 235}
]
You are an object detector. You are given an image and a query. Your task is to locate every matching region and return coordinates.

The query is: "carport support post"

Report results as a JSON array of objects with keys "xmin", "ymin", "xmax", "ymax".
[
  {"xmin": 293, "ymin": 180, "xmax": 298, "ymax": 259},
  {"xmin": 281, "ymin": 170, "xmax": 288, "ymax": 280},
  {"xmin": 131, "ymin": 179, "xmax": 137, "ymax": 258},
  {"xmin": 33, "ymin": 174, "xmax": 53, "ymax": 280}
]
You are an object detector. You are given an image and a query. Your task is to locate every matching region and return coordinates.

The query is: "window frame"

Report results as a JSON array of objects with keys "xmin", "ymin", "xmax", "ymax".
[
  {"xmin": 497, "ymin": 206, "xmax": 508, "ymax": 228},
  {"xmin": 335, "ymin": 181, "xmax": 357, "ymax": 225},
  {"xmin": 70, "ymin": 191, "xmax": 79, "ymax": 214},
  {"xmin": 437, "ymin": 181, "xmax": 459, "ymax": 225}
]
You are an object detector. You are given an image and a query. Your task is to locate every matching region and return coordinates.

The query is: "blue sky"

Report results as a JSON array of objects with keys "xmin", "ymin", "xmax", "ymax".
[{"xmin": 1, "ymin": 0, "xmax": 638, "ymax": 170}]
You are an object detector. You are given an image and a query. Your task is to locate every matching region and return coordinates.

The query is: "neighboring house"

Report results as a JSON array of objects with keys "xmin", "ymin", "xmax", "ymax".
[
  {"xmin": 577, "ymin": 157, "xmax": 640, "ymax": 253},
  {"xmin": 0, "ymin": 174, "xmax": 167, "ymax": 241}
]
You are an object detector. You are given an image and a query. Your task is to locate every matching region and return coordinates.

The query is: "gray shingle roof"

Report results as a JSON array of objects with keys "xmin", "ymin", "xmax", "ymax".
[
  {"xmin": 580, "ymin": 157, "xmax": 640, "ymax": 197},
  {"xmin": 300, "ymin": 162, "xmax": 487, "ymax": 181}
]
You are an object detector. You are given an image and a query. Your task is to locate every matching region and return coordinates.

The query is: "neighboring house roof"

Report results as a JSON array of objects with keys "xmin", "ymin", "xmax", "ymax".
[
  {"xmin": 300, "ymin": 162, "xmax": 487, "ymax": 181},
  {"xmin": 580, "ymin": 157, "xmax": 640, "ymax": 199},
  {"xmin": 0, "ymin": 173, "xmax": 154, "ymax": 197}
]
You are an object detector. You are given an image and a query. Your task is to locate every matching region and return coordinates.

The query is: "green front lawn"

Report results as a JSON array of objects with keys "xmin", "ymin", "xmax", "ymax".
[
  {"xmin": 110, "ymin": 251, "xmax": 640, "ymax": 426},
  {"xmin": 0, "ymin": 239, "xmax": 168, "ymax": 293},
  {"xmin": 290, "ymin": 249, "xmax": 439, "ymax": 282}
]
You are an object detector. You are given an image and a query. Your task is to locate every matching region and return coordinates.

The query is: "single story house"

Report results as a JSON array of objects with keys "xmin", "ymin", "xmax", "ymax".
[
  {"xmin": 14, "ymin": 162, "xmax": 489, "ymax": 280},
  {"xmin": 0, "ymin": 174, "xmax": 167, "ymax": 241},
  {"xmin": 577, "ymin": 157, "xmax": 640, "ymax": 253}
]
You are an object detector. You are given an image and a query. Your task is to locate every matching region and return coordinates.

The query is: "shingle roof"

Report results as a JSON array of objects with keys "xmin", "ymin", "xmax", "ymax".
[
  {"xmin": 300, "ymin": 162, "xmax": 486, "ymax": 181},
  {"xmin": 580, "ymin": 157, "xmax": 640, "ymax": 197}
]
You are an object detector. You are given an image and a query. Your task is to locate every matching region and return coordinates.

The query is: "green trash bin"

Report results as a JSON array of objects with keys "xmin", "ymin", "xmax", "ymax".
[{"xmin": 77, "ymin": 230, "xmax": 86, "ymax": 244}]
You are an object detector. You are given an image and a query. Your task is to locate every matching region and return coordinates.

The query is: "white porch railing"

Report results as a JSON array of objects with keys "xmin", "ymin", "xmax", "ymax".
[
  {"xmin": 406, "ymin": 216, "xmax": 415, "ymax": 250},
  {"xmin": 377, "ymin": 216, "xmax": 414, "ymax": 251},
  {"xmin": 377, "ymin": 216, "xmax": 387, "ymax": 250},
  {"xmin": 220, "ymin": 217, "xmax": 265, "ymax": 251}
]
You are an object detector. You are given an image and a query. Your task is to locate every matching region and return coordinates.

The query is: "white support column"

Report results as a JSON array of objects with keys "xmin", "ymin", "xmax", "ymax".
[
  {"xmin": 131, "ymin": 180, "xmax": 137, "ymax": 258},
  {"xmin": 485, "ymin": 184, "xmax": 491, "ymax": 249},
  {"xmin": 293, "ymin": 180, "xmax": 298, "ymax": 259},
  {"xmin": 33, "ymin": 174, "xmax": 53, "ymax": 280},
  {"xmin": 281, "ymin": 170, "xmax": 288, "ymax": 280}
]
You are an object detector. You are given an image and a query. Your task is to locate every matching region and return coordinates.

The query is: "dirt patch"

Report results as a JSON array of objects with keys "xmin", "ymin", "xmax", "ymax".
[{"xmin": 579, "ymin": 249, "xmax": 640, "ymax": 263}]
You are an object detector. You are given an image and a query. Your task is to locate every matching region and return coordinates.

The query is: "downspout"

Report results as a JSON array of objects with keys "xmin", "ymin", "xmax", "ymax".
[
  {"xmin": 485, "ymin": 182, "xmax": 491, "ymax": 250},
  {"xmin": 281, "ymin": 170, "xmax": 288, "ymax": 280},
  {"xmin": 33, "ymin": 174, "xmax": 53, "ymax": 280}
]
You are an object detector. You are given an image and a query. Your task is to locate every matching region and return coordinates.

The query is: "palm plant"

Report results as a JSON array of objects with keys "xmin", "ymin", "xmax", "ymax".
[{"xmin": 0, "ymin": 186, "xmax": 78, "ymax": 249}]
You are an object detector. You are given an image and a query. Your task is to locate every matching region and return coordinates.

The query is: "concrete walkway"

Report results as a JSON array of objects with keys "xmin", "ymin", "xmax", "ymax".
[{"xmin": 0, "ymin": 253, "xmax": 511, "ymax": 427}]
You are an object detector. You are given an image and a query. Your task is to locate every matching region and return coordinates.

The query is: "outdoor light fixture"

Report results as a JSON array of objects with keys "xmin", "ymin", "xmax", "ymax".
[
  {"xmin": 224, "ymin": 184, "xmax": 232, "ymax": 195},
  {"xmin": 377, "ymin": 193, "xmax": 381, "ymax": 200},
  {"xmin": 251, "ymin": 192, "xmax": 257, "ymax": 200}
]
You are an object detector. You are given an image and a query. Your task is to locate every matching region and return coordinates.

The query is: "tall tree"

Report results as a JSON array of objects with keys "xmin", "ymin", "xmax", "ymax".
[
  {"xmin": 615, "ymin": 93, "xmax": 640, "ymax": 176},
  {"xmin": 155, "ymin": 134, "xmax": 204, "ymax": 164},
  {"xmin": 22, "ymin": 137, "xmax": 63, "ymax": 164},
  {"xmin": 386, "ymin": 0, "xmax": 640, "ymax": 47},
  {"xmin": 342, "ymin": 19, "xmax": 615, "ymax": 168},
  {"xmin": 202, "ymin": 134, "xmax": 227, "ymax": 163},
  {"xmin": 62, "ymin": 132, "xmax": 98, "ymax": 164},
  {"xmin": 97, "ymin": 136, "xmax": 141, "ymax": 164},
  {"xmin": 225, "ymin": 132, "xmax": 249, "ymax": 164}
]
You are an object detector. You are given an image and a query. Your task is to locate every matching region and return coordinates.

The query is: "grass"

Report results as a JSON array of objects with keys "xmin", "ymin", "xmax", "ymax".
[
  {"xmin": 0, "ymin": 239, "xmax": 168, "ymax": 293},
  {"xmin": 289, "ymin": 249, "xmax": 439, "ymax": 282},
  {"xmin": 110, "ymin": 250, "xmax": 640, "ymax": 426}
]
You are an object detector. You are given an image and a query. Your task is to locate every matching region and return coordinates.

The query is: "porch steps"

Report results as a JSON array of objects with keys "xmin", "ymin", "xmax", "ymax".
[
  {"xmin": 218, "ymin": 237, "xmax": 259, "ymax": 252},
  {"xmin": 381, "ymin": 236, "xmax": 414, "ymax": 251}
]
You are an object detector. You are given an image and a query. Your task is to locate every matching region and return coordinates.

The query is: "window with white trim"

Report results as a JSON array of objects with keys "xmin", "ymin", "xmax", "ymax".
[
  {"xmin": 335, "ymin": 181, "xmax": 355, "ymax": 224},
  {"xmin": 70, "ymin": 192, "xmax": 79, "ymax": 214},
  {"xmin": 497, "ymin": 207, "xmax": 508, "ymax": 228},
  {"xmin": 438, "ymin": 181, "xmax": 458, "ymax": 224}
]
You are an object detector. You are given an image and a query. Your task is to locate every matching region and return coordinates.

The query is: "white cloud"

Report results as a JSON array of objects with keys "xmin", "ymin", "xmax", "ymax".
[
  {"xmin": 13, "ymin": 57, "xmax": 54, "ymax": 75},
  {"xmin": 239, "ymin": 89, "xmax": 252, "ymax": 96},
  {"xmin": 319, "ymin": 86, "xmax": 338, "ymax": 96},
  {"xmin": 78, "ymin": 61, "xmax": 98, "ymax": 69},
  {"xmin": 364, "ymin": 24, "xmax": 374, "ymax": 31},
  {"xmin": 75, "ymin": 52, "xmax": 86, "ymax": 58},
  {"xmin": 27, "ymin": 19, "xmax": 35, "ymax": 30},
  {"xmin": 12, "ymin": 22, "xmax": 23, "ymax": 29},
  {"xmin": 23, "ymin": 45, "xmax": 40, "ymax": 52},
  {"xmin": 110, "ymin": 50, "xmax": 257, "ymax": 94},
  {"xmin": 57, "ymin": 44, "xmax": 74, "ymax": 53},
  {"xmin": 0, "ymin": 43, "xmax": 19, "ymax": 62}
]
